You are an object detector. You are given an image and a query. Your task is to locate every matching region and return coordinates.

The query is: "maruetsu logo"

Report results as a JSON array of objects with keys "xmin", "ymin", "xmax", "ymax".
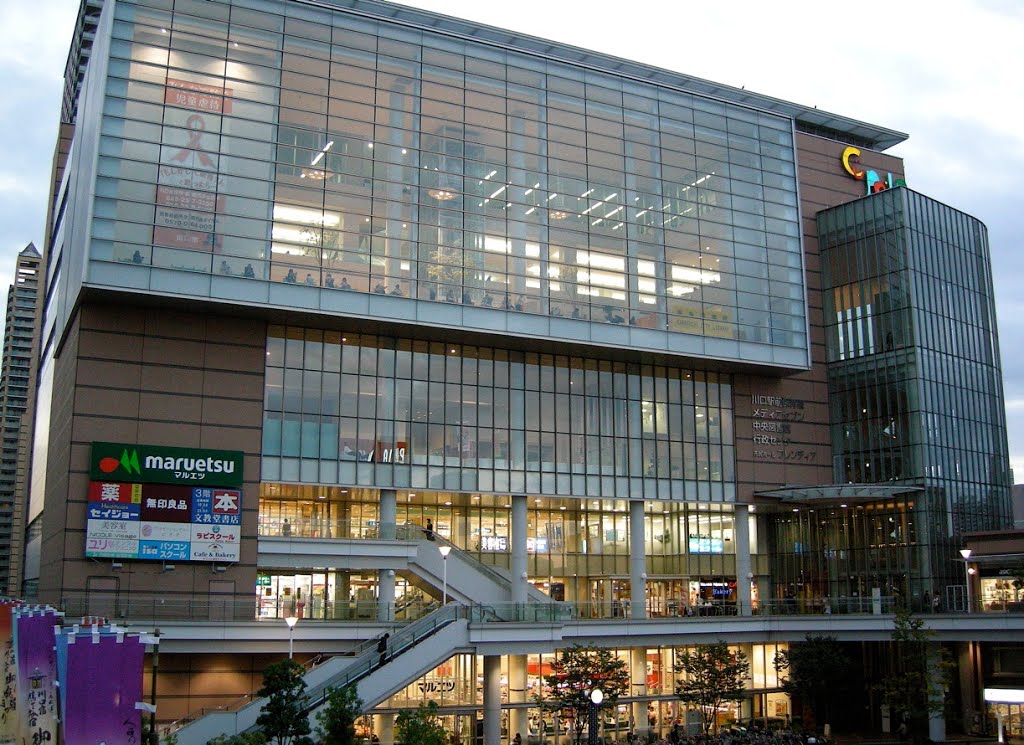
[
  {"xmin": 99, "ymin": 448, "xmax": 236, "ymax": 477},
  {"xmin": 98, "ymin": 449, "xmax": 141, "ymax": 475}
]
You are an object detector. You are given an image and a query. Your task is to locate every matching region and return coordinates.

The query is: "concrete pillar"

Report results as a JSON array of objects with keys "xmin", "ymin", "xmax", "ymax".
[
  {"xmin": 375, "ymin": 713, "xmax": 394, "ymax": 745},
  {"xmin": 380, "ymin": 489, "xmax": 397, "ymax": 540},
  {"xmin": 511, "ymin": 495, "xmax": 528, "ymax": 605},
  {"xmin": 959, "ymin": 641, "xmax": 979, "ymax": 732},
  {"xmin": 378, "ymin": 568, "xmax": 395, "ymax": 623},
  {"xmin": 927, "ymin": 643, "xmax": 947, "ymax": 743},
  {"xmin": 509, "ymin": 654, "xmax": 528, "ymax": 744},
  {"xmin": 483, "ymin": 655, "xmax": 503, "ymax": 745},
  {"xmin": 630, "ymin": 647, "xmax": 648, "ymax": 738},
  {"xmin": 629, "ymin": 499, "xmax": 647, "ymax": 619},
  {"xmin": 734, "ymin": 505, "xmax": 752, "ymax": 616}
]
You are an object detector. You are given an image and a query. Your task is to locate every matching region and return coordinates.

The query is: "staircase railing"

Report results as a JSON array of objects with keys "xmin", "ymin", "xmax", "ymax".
[
  {"xmin": 397, "ymin": 524, "xmax": 549, "ymax": 604},
  {"xmin": 286, "ymin": 603, "xmax": 465, "ymax": 726}
]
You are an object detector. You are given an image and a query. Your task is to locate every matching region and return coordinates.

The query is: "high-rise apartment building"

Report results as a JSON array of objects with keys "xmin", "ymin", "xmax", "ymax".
[
  {"xmin": 0, "ymin": 243, "xmax": 41, "ymax": 595},
  {"xmin": 20, "ymin": 0, "xmax": 1019, "ymax": 740}
]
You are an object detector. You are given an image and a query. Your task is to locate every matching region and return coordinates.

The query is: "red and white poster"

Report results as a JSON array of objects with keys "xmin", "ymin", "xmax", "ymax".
[{"xmin": 155, "ymin": 77, "xmax": 230, "ymax": 254}]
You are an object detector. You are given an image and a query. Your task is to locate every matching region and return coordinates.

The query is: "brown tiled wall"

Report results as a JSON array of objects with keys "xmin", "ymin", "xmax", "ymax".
[
  {"xmin": 733, "ymin": 134, "xmax": 906, "ymax": 501},
  {"xmin": 39, "ymin": 303, "xmax": 266, "ymax": 607}
]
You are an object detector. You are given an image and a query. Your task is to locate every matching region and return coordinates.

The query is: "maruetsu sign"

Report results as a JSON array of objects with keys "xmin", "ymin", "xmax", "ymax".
[
  {"xmin": 90, "ymin": 442, "xmax": 244, "ymax": 488},
  {"xmin": 842, "ymin": 146, "xmax": 907, "ymax": 194}
]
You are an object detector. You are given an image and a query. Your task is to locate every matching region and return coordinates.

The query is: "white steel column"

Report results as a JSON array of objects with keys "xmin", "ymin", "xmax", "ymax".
[
  {"xmin": 511, "ymin": 495, "xmax": 528, "ymax": 605},
  {"xmin": 379, "ymin": 489, "xmax": 397, "ymax": 540},
  {"xmin": 377, "ymin": 568, "xmax": 395, "ymax": 623},
  {"xmin": 629, "ymin": 499, "xmax": 647, "ymax": 619},
  {"xmin": 483, "ymin": 655, "xmax": 503, "ymax": 745},
  {"xmin": 375, "ymin": 713, "xmax": 394, "ymax": 745},
  {"xmin": 734, "ymin": 505, "xmax": 752, "ymax": 616},
  {"xmin": 509, "ymin": 654, "xmax": 528, "ymax": 743},
  {"xmin": 378, "ymin": 489, "xmax": 398, "ymax": 622},
  {"xmin": 630, "ymin": 647, "xmax": 648, "ymax": 738}
]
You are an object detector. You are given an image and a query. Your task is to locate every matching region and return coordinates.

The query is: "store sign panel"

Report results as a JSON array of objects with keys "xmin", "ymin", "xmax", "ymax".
[
  {"xmin": 85, "ymin": 479, "xmax": 242, "ymax": 562},
  {"xmin": 89, "ymin": 442, "xmax": 244, "ymax": 487}
]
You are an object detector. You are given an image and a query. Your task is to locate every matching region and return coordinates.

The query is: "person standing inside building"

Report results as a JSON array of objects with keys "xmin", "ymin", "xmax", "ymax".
[{"xmin": 425, "ymin": 518, "xmax": 434, "ymax": 540}]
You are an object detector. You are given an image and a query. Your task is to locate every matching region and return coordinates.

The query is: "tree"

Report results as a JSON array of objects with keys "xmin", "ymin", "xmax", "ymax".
[
  {"xmin": 395, "ymin": 701, "xmax": 447, "ymax": 745},
  {"xmin": 315, "ymin": 685, "xmax": 363, "ymax": 745},
  {"xmin": 875, "ymin": 608, "xmax": 953, "ymax": 745},
  {"xmin": 256, "ymin": 660, "xmax": 313, "ymax": 745},
  {"xmin": 207, "ymin": 735, "xmax": 267, "ymax": 745},
  {"xmin": 774, "ymin": 636, "xmax": 851, "ymax": 731},
  {"xmin": 674, "ymin": 642, "xmax": 749, "ymax": 735},
  {"xmin": 536, "ymin": 644, "xmax": 629, "ymax": 745}
]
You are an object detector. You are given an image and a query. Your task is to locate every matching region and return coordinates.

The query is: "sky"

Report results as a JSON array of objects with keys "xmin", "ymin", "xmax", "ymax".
[{"xmin": 1, "ymin": 0, "xmax": 1023, "ymax": 479}]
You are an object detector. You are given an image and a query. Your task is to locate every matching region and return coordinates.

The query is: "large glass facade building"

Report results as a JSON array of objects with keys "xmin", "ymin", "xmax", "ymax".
[{"xmin": 19, "ymin": 0, "xmax": 1017, "ymax": 738}]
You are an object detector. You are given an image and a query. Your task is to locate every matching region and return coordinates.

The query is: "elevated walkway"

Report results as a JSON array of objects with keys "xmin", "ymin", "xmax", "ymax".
[{"xmin": 259, "ymin": 525, "xmax": 551, "ymax": 607}]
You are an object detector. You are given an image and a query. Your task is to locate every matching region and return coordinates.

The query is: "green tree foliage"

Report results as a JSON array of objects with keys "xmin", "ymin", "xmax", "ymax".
[
  {"xmin": 395, "ymin": 701, "xmax": 448, "ymax": 745},
  {"xmin": 674, "ymin": 642, "xmax": 750, "ymax": 735},
  {"xmin": 774, "ymin": 636, "xmax": 851, "ymax": 731},
  {"xmin": 875, "ymin": 608, "xmax": 953, "ymax": 745},
  {"xmin": 315, "ymin": 685, "xmax": 363, "ymax": 745},
  {"xmin": 255, "ymin": 659, "xmax": 313, "ymax": 745},
  {"xmin": 207, "ymin": 734, "xmax": 267, "ymax": 745},
  {"xmin": 537, "ymin": 644, "xmax": 629, "ymax": 745}
]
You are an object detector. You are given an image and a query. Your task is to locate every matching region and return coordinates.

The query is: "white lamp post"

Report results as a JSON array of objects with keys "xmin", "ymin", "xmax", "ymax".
[
  {"xmin": 285, "ymin": 615, "xmax": 298, "ymax": 659},
  {"xmin": 959, "ymin": 548, "xmax": 973, "ymax": 613},
  {"xmin": 439, "ymin": 545, "xmax": 451, "ymax": 604},
  {"xmin": 589, "ymin": 688, "xmax": 604, "ymax": 745}
]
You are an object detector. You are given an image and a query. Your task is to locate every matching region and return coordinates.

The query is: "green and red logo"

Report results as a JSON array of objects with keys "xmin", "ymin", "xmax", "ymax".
[
  {"xmin": 90, "ymin": 442, "xmax": 244, "ymax": 487},
  {"xmin": 97, "ymin": 448, "xmax": 141, "ymax": 476}
]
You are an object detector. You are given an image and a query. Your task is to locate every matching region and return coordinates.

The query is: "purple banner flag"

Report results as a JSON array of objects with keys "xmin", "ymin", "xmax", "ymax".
[
  {"xmin": 13, "ymin": 607, "xmax": 60, "ymax": 745},
  {"xmin": 56, "ymin": 628, "xmax": 145, "ymax": 745}
]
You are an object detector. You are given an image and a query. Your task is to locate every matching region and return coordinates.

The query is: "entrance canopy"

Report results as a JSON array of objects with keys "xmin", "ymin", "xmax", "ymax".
[{"xmin": 755, "ymin": 483, "xmax": 921, "ymax": 505}]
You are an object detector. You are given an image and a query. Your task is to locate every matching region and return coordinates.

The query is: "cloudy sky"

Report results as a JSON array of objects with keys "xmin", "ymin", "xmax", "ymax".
[{"xmin": 2, "ymin": 0, "xmax": 1024, "ymax": 478}]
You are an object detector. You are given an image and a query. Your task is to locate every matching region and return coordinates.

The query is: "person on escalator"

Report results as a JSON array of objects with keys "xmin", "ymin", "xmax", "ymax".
[
  {"xmin": 377, "ymin": 632, "xmax": 390, "ymax": 668},
  {"xmin": 425, "ymin": 518, "xmax": 434, "ymax": 541}
]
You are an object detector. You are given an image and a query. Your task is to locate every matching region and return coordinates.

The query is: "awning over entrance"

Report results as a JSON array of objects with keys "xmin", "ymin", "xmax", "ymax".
[{"xmin": 755, "ymin": 483, "xmax": 921, "ymax": 504}]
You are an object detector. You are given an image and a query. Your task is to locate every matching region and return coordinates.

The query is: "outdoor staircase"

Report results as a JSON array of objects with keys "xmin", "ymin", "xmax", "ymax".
[{"xmin": 172, "ymin": 605, "xmax": 470, "ymax": 744}]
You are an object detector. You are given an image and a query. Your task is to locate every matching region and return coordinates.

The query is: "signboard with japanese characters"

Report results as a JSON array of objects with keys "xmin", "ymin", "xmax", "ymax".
[{"xmin": 86, "ymin": 443, "xmax": 243, "ymax": 563}]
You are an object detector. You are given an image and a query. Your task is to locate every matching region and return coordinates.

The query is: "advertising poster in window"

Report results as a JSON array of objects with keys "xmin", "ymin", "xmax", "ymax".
[
  {"xmin": 155, "ymin": 78, "xmax": 231, "ymax": 255},
  {"xmin": 85, "ymin": 443, "xmax": 244, "ymax": 563},
  {"xmin": 55, "ymin": 628, "xmax": 145, "ymax": 745}
]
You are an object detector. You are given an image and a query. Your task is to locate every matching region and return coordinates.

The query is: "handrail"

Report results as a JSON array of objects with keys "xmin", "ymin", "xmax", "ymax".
[
  {"xmin": 299, "ymin": 603, "xmax": 463, "ymax": 717},
  {"xmin": 398, "ymin": 525, "xmax": 530, "ymax": 604}
]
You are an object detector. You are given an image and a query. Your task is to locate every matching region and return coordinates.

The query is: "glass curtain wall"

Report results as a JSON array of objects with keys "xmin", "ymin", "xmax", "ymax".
[
  {"xmin": 92, "ymin": 0, "xmax": 806, "ymax": 355},
  {"xmin": 261, "ymin": 326, "xmax": 734, "ymax": 500},
  {"xmin": 819, "ymin": 188, "xmax": 1011, "ymax": 592},
  {"xmin": 257, "ymin": 485, "xmax": 750, "ymax": 615}
]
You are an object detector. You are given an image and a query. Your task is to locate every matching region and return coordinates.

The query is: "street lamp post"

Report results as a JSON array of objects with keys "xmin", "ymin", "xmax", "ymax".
[
  {"xmin": 439, "ymin": 545, "xmax": 451, "ymax": 604},
  {"xmin": 588, "ymin": 688, "xmax": 603, "ymax": 745},
  {"xmin": 960, "ymin": 548, "xmax": 973, "ymax": 613},
  {"xmin": 285, "ymin": 615, "xmax": 298, "ymax": 659}
]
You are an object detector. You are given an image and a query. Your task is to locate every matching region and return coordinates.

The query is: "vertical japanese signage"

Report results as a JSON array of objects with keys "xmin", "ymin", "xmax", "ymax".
[
  {"xmin": 0, "ymin": 601, "xmax": 18, "ymax": 739},
  {"xmin": 56, "ymin": 629, "xmax": 145, "ymax": 745},
  {"xmin": 13, "ymin": 608, "xmax": 59, "ymax": 745},
  {"xmin": 86, "ymin": 443, "xmax": 243, "ymax": 563}
]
